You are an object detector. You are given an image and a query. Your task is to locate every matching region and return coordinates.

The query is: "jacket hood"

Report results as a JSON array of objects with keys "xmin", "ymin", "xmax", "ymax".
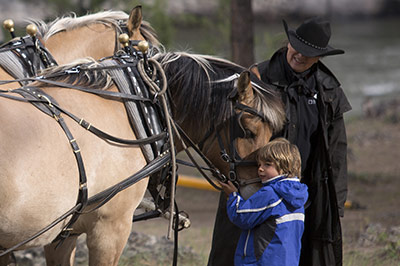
[{"xmin": 271, "ymin": 178, "xmax": 308, "ymax": 209}]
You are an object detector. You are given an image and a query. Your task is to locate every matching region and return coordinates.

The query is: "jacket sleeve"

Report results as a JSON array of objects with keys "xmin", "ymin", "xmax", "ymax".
[
  {"xmin": 226, "ymin": 189, "xmax": 281, "ymax": 230},
  {"xmin": 327, "ymin": 87, "xmax": 352, "ymax": 217}
]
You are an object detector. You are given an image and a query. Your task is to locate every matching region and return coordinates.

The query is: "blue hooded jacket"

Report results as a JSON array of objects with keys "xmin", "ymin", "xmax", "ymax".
[{"xmin": 226, "ymin": 175, "xmax": 308, "ymax": 266}]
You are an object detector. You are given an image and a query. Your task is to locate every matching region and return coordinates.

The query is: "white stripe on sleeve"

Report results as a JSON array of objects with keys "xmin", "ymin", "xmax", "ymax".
[
  {"xmin": 237, "ymin": 198, "xmax": 283, "ymax": 213},
  {"xmin": 275, "ymin": 213, "xmax": 305, "ymax": 224}
]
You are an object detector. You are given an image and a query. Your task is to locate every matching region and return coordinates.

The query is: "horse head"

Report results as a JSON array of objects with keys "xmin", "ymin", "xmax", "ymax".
[
  {"xmin": 235, "ymin": 71, "xmax": 276, "ymax": 159},
  {"xmin": 155, "ymin": 52, "xmax": 285, "ymax": 195}
]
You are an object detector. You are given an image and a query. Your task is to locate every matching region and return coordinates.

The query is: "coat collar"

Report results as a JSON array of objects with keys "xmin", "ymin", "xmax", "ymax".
[{"xmin": 265, "ymin": 48, "xmax": 342, "ymax": 90}]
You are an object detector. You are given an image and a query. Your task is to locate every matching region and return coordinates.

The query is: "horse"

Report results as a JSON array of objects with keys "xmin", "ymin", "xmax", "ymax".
[
  {"xmin": 0, "ymin": 6, "xmax": 161, "ymax": 265},
  {"xmin": 0, "ymin": 6, "xmax": 160, "ymax": 90},
  {"xmin": 0, "ymin": 51, "xmax": 285, "ymax": 265}
]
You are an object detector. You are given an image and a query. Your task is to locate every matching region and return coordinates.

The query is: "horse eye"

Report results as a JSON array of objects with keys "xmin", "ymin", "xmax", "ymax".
[{"xmin": 244, "ymin": 129, "xmax": 255, "ymax": 139}]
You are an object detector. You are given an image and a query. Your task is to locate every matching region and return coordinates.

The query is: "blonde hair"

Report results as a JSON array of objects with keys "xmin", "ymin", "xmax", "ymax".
[{"xmin": 257, "ymin": 138, "xmax": 302, "ymax": 179}]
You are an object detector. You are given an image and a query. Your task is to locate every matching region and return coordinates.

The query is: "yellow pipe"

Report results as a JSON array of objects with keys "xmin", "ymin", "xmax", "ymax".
[
  {"xmin": 177, "ymin": 175, "xmax": 218, "ymax": 191},
  {"xmin": 177, "ymin": 176, "xmax": 353, "ymax": 209}
]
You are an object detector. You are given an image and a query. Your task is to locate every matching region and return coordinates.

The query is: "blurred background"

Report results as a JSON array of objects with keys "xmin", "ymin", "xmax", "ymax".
[{"xmin": 2, "ymin": 0, "xmax": 400, "ymax": 117}]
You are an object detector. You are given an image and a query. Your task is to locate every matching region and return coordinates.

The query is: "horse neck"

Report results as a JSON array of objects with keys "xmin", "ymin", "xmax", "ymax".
[
  {"xmin": 44, "ymin": 24, "xmax": 116, "ymax": 65},
  {"xmin": 0, "ymin": 68, "xmax": 20, "ymax": 90}
]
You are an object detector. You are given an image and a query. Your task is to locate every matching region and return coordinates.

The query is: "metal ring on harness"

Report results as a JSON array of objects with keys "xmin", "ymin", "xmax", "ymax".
[
  {"xmin": 220, "ymin": 151, "xmax": 230, "ymax": 163},
  {"xmin": 228, "ymin": 170, "xmax": 237, "ymax": 182}
]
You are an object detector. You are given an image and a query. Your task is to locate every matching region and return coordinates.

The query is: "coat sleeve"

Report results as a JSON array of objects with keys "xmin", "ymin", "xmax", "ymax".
[
  {"xmin": 226, "ymin": 189, "xmax": 281, "ymax": 230},
  {"xmin": 327, "ymin": 87, "xmax": 352, "ymax": 217}
]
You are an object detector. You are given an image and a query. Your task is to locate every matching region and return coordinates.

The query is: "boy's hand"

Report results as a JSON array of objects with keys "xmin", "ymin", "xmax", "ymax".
[{"xmin": 218, "ymin": 180, "xmax": 238, "ymax": 196}]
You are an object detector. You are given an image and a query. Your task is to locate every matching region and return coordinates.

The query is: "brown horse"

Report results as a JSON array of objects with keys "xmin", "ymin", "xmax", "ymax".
[
  {"xmin": 155, "ymin": 52, "xmax": 285, "ymax": 182},
  {"xmin": 0, "ymin": 50, "xmax": 284, "ymax": 265},
  {"xmin": 0, "ymin": 6, "xmax": 160, "ymax": 90}
]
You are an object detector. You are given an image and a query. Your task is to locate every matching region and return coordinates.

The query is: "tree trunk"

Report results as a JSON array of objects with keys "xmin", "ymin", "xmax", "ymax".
[{"xmin": 230, "ymin": 0, "xmax": 254, "ymax": 68}]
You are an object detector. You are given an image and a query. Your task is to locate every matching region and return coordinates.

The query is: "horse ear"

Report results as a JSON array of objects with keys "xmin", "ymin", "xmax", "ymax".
[
  {"xmin": 237, "ymin": 70, "xmax": 253, "ymax": 102},
  {"xmin": 249, "ymin": 65, "xmax": 261, "ymax": 80},
  {"xmin": 127, "ymin": 5, "xmax": 143, "ymax": 36}
]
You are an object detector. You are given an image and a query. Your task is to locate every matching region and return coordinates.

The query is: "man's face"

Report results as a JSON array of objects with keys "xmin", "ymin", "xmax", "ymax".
[{"xmin": 286, "ymin": 43, "xmax": 320, "ymax": 73}]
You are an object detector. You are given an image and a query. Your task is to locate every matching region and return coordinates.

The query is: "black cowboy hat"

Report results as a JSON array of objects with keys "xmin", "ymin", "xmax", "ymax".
[{"xmin": 283, "ymin": 17, "xmax": 344, "ymax": 57}]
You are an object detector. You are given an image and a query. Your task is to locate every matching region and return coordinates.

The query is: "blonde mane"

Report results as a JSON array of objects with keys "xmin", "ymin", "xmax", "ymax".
[
  {"xmin": 37, "ymin": 57, "xmax": 113, "ymax": 90},
  {"xmin": 28, "ymin": 10, "xmax": 161, "ymax": 48}
]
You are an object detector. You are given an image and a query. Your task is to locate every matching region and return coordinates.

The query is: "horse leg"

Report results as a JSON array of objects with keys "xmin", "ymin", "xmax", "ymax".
[
  {"xmin": 44, "ymin": 235, "xmax": 78, "ymax": 266},
  {"xmin": 84, "ymin": 178, "xmax": 148, "ymax": 266},
  {"xmin": 0, "ymin": 254, "xmax": 12, "ymax": 266},
  {"xmin": 85, "ymin": 213, "xmax": 133, "ymax": 266}
]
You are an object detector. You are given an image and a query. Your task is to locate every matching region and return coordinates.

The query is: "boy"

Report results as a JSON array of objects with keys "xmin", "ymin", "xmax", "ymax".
[{"xmin": 219, "ymin": 138, "xmax": 308, "ymax": 266}]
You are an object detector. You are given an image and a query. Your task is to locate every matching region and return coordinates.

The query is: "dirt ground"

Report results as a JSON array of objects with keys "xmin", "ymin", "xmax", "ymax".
[{"xmin": 129, "ymin": 114, "xmax": 400, "ymax": 266}]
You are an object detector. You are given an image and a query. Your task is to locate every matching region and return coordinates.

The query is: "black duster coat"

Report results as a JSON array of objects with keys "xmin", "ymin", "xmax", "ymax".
[
  {"xmin": 207, "ymin": 48, "xmax": 351, "ymax": 266},
  {"xmin": 257, "ymin": 48, "xmax": 352, "ymax": 265}
]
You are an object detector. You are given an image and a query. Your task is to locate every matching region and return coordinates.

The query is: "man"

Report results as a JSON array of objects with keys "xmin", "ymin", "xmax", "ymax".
[{"xmin": 208, "ymin": 17, "xmax": 351, "ymax": 266}]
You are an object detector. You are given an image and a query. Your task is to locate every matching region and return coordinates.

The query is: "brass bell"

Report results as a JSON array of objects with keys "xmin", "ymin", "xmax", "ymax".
[
  {"xmin": 118, "ymin": 33, "xmax": 129, "ymax": 47},
  {"xmin": 26, "ymin": 24, "xmax": 38, "ymax": 37},
  {"xmin": 3, "ymin": 19, "xmax": 15, "ymax": 33},
  {"xmin": 138, "ymin": 40, "xmax": 149, "ymax": 54}
]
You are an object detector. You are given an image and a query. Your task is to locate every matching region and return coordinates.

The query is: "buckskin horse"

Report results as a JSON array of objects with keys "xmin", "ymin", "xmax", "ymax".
[
  {"xmin": 0, "ymin": 50, "xmax": 284, "ymax": 265},
  {"xmin": 0, "ymin": 6, "xmax": 160, "ymax": 90}
]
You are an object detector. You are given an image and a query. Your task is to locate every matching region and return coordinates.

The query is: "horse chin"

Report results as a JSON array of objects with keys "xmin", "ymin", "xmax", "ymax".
[{"xmin": 239, "ymin": 183, "xmax": 262, "ymax": 200}]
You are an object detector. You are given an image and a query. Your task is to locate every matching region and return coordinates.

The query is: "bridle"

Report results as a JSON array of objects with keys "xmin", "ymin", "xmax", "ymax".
[
  {"xmin": 113, "ymin": 20, "xmax": 158, "ymax": 58},
  {"xmin": 178, "ymin": 74, "xmax": 267, "ymax": 190}
]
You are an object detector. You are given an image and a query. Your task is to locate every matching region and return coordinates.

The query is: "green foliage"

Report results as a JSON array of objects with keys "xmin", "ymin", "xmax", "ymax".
[
  {"xmin": 125, "ymin": 0, "xmax": 233, "ymax": 56},
  {"xmin": 258, "ymin": 31, "xmax": 286, "ymax": 60},
  {"xmin": 19, "ymin": 0, "xmax": 109, "ymax": 16}
]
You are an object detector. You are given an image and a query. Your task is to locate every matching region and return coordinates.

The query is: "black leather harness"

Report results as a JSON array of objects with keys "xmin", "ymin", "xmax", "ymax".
[
  {"xmin": 0, "ymin": 49, "xmax": 172, "ymax": 256},
  {"xmin": 0, "ymin": 35, "xmax": 57, "ymax": 79}
]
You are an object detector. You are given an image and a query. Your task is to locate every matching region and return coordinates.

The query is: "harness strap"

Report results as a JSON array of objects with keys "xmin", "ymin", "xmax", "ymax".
[
  {"xmin": 239, "ymin": 177, "xmax": 261, "ymax": 186},
  {"xmin": 174, "ymin": 123, "xmax": 226, "ymax": 190},
  {"xmin": 0, "ymin": 151, "xmax": 171, "ymax": 258},
  {"xmin": 0, "ymin": 89, "xmax": 166, "ymax": 146},
  {"xmin": 0, "ymin": 76, "xmax": 153, "ymax": 102},
  {"xmin": 235, "ymin": 102, "xmax": 267, "ymax": 122},
  {"xmin": 13, "ymin": 87, "xmax": 88, "ymax": 245},
  {"xmin": 0, "ymin": 36, "xmax": 57, "ymax": 78}
]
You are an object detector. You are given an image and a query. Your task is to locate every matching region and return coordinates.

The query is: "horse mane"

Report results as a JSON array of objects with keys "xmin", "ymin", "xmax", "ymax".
[
  {"xmin": 36, "ymin": 58, "xmax": 113, "ymax": 90},
  {"xmin": 0, "ymin": 51, "xmax": 28, "ymax": 80},
  {"xmin": 33, "ymin": 52, "xmax": 284, "ymax": 139},
  {"xmin": 154, "ymin": 52, "xmax": 285, "ymax": 138},
  {"xmin": 28, "ymin": 10, "xmax": 161, "ymax": 49}
]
